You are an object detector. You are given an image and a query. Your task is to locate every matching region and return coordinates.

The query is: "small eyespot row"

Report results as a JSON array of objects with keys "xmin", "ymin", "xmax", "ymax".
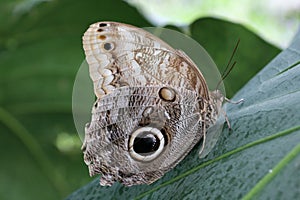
[
  {"xmin": 99, "ymin": 23, "xmax": 107, "ymax": 27},
  {"xmin": 103, "ymin": 43, "xmax": 113, "ymax": 51},
  {"xmin": 98, "ymin": 35, "xmax": 106, "ymax": 40}
]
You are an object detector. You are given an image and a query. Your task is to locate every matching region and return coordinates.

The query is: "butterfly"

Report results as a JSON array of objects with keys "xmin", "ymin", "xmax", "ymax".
[{"xmin": 81, "ymin": 21, "xmax": 225, "ymax": 186}]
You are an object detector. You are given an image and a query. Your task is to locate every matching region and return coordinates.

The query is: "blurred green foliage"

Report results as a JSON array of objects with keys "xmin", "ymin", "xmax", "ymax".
[
  {"xmin": 127, "ymin": 0, "xmax": 300, "ymax": 48},
  {"xmin": 0, "ymin": 0, "xmax": 283, "ymax": 200}
]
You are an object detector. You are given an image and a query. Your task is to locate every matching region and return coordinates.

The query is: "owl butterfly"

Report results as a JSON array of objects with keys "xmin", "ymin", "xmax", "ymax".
[{"xmin": 82, "ymin": 21, "xmax": 225, "ymax": 186}]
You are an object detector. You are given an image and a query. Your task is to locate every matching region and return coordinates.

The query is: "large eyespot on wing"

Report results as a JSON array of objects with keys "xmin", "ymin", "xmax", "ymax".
[
  {"xmin": 82, "ymin": 21, "xmax": 210, "ymax": 101},
  {"xmin": 128, "ymin": 126, "xmax": 166, "ymax": 162}
]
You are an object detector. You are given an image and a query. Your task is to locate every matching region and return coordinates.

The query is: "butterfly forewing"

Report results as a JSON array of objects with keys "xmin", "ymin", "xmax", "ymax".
[{"xmin": 83, "ymin": 22, "xmax": 209, "ymax": 99}]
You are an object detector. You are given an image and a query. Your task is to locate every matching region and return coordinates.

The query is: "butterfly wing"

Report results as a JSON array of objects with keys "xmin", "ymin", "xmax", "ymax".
[
  {"xmin": 83, "ymin": 21, "xmax": 209, "ymax": 100},
  {"xmin": 82, "ymin": 22, "xmax": 211, "ymax": 186}
]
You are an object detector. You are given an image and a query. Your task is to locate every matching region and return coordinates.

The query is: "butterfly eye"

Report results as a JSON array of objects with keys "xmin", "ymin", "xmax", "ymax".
[
  {"xmin": 129, "ymin": 127, "xmax": 165, "ymax": 162},
  {"xmin": 159, "ymin": 87, "xmax": 176, "ymax": 102}
]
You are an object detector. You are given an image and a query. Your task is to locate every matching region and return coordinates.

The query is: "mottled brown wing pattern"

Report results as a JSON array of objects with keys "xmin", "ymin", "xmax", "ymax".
[
  {"xmin": 82, "ymin": 22, "xmax": 209, "ymax": 100},
  {"xmin": 83, "ymin": 86, "xmax": 204, "ymax": 186},
  {"xmin": 82, "ymin": 21, "xmax": 222, "ymax": 186}
]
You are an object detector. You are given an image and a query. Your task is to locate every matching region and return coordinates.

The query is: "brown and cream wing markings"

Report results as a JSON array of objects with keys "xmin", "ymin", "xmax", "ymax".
[{"xmin": 82, "ymin": 21, "xmax": 209, "ymax": 100}]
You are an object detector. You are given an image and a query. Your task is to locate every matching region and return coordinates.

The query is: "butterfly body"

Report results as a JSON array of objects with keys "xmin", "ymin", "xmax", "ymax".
[{"xmin": 82, "ymin": 22, "xmax": 223, "ymax": 186}]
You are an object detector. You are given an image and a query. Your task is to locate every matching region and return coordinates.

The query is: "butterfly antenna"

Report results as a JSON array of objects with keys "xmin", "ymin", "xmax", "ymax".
[{"xmin": 215, "ymin": 39, "xmax": 240, "ymax": 90}]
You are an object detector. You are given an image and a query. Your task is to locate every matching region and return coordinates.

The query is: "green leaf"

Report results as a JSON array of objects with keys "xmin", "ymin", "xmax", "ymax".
[{"xmin": 65, "ymin": 24, "xmax": 300, "ymax": 200}]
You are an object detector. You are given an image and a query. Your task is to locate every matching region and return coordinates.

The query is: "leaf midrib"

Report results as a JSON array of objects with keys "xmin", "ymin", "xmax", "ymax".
[
  {"xmin": 242, "ymin": 141, "xmax": 300, "ymax": 199},
  {"xmin": 134, "ymin": 125, "xmax": 300, "ymax": 200}
]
